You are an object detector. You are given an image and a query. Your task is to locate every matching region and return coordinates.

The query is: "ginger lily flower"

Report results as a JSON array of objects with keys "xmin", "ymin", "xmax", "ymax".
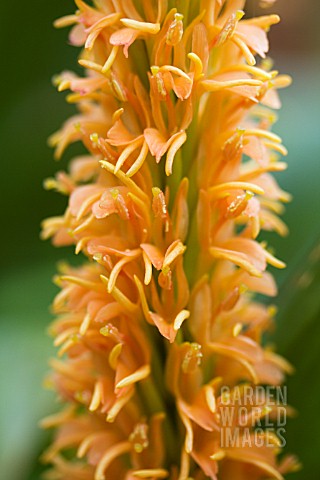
[{"xmin": 42, "ymin": 1, "xmax": 299, "ymax": 479}]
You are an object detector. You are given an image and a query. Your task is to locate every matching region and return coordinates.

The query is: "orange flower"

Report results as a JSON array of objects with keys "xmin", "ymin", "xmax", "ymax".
[{"xmin": 42, "ymin": 1, "xmax": 300, "ymax": 479}]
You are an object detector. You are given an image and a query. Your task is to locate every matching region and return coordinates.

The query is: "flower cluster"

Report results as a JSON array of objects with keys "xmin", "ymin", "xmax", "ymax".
[{"xmin": 41, "ymin": 1, "xmax": 299, "ymax": 479}]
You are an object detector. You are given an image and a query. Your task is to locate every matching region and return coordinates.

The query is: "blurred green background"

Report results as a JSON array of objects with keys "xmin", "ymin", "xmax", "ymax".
[{"xmin": 0, "ymin": 1, "xmax": 319, "ymax": 479}]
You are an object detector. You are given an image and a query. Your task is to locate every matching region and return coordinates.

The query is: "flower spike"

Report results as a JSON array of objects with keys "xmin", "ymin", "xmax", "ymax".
[{"xmin": 42, "ymin": 1, "xmax": 299, "ymax": 479}]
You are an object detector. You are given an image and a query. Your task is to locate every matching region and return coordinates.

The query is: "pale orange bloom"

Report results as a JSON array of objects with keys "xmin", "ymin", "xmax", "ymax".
[{"xmin": 42, "ymin": 1, "xmax": 299, "ymax": 479}]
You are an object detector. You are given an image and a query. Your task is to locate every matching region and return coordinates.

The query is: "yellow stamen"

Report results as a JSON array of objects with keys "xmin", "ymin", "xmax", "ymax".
[
  {"xmin": 76, "ymin": 191, "xmax": 102, "ymax": 220},
  {"xmin": 244, "ymin": 128, "xmax": 282, "ymax": 143},
  {"xmin": 177, "ymin": 449, "xmax": 190, "ymax": 480},
  {"xmin": 165, "ymin": 131, "xmax": 187, "ymax": 176},
  {"xmin": 244, "ymin": 14, "xmax": 280, "ymax": 28},
  {"xmin": 108, "ymin": 254, "xmax": 138, "ymax": 293},
  {"xmin": 126, "ymin": 140, "xmax": 149, "ymax": 177},
  {"xmin": 217, "ymin": 64, "xmax": 273, "ymax": 81},
  {"xmin": 204, "ymin": 385, "xmax": 216, "ymax": 413},
  {"xmin": 109, "ymin": 343, "xmax": 123, "ymax": 370},
  {"xmin": 188, "ymin": 52, "xmax": 204, "ymax": 80},
  {"xmin": 134, "ymin": 275, "xmax": 153, "ymax": 323},
  {"xmin": 202, "ymin": 78, "xmax": 262, "ymax": 92},
  {"xmin": 208, "ymin": 182, "xmax": 264, "ymax": 199},
  {"xmin": 101, "ymin": 45, "xmax": 119, "ymax": 73},
  {"xmin": 100, "ymin": 160, "xmax": 149, "ymax": 203},
  {"xmin": 59, "ymin": 275, "xmax": 104, "ymax": 293},
  {"xmin": 210, "ymin": 450, "xmax": 226, "ymax": 461},
  {"xmin": 79, "ymin": 313, "xmax": 91, "ymax": 336},
  {"xmin": 53, "ymin": 15, "xmax": 78, "ymax": 28},
  {"xmin": 95, "ymin": 442, "xmax": 132, "ymax": 480},
  {"xmin": 173, "ymin": 309, "xmax": 190, "ymax": 331},
  {"xmin": 106, "ymin": 388, "xmax": 134, "ymax": 423},
  {"xmin": 233, "ymin": 322, "xmax": 243, "ymax": 337},
  {"xmin": 232, "ymin": 35, "xmax": 256, "ymax": 65},
  {"xmin": 39, "ymin": 405, "xmax": 76, "ymax": 429},
  {"xmin": 132, "ymin": 469, "xmax": 169, "ymax": 478},
  {"xmin": 263, "ymin": 248, "xmax": 286, "ymax": 269},
  {"xmin": 120, "ymin": 18, "xmax": 160, "ymax": 34},
  {"xmin": 116, "ymin": 365, "xmax": 151, "ymax": 389},
  {"xmin": 89, "ymin": 381, "xmax": 103, "ymax": 411},
  {"xmin": 100, "ymin": 275, "xmax": 138, "ymax": 313},
  {"xmin": 114, "ymin": 136, "xmax": 144, "ymax": 174},
  {"xmin": 78, "ymin": 59, "xmax": 103, "ymax": 73},
  {"xmin": 142, "ymin": 250, "xmax": 153, "ymax": 285},
  {"xmin": 209, "ymin": 247, "xmax": 263, "ymax": 277},
  {"xmin": 179, "ymin": 409, "xmax": 193, "ymax": 453},
  {"xmin": 264, "ymin": 141, "xmax": 288, "ymax": 156},
  {"xmin": 163, "ymin": 242, "xmax": 186, "ymax": 269}
]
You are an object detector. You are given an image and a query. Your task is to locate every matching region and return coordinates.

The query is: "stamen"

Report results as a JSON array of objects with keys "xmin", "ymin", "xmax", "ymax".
[
  {"xmin": 78, "ymin": 59, "xmax": 103, "ymax": 73},
  {"xmin": 132, "ymin": 469, "xmax": 169, "ymax": 478},
  {"xmin": 76, "ymin": 192, "xmax": 102, "ymax": 220},
  {"xmin": 102, "ymin": 45, "xmax": 119, "ymax": 73},
  {"xmin": 159, "ymin": 65, "xmax": 191, "ymax": 82},
  {"xmin": 232, "ymin": 34, "xmax": 257, "ymax": 65},
  {"xmin": 100, "ymin": 275, "xmax": 138, "ymax": 312},
  {"xmin": 112, "ymin": 107, "xmax": 124, "ymax": 123},
  {"xmin": 89, "ymin": 380, "xmax": 103, "ymax": 411},
  {"xmin": 115, "ymin": 364, "xmax": 151, "ymax": 389},
  {"xmin": 179, "ymin": 409, "xmax": 193, "ymax": 453},
  {"xmin": 126, "ymin": 140, "xmax": 149, "ymax": 177},
  {"xmin": 263, "ymin": 248, "xmax": 286, "ymax": 269},
  {"xmin": 75, "ymin": 236, "xmax": 90, "ymax": 255},
  {"xmin": 108, "ymin": 252, "xmax": 140, "ymax": 293},
  {"xmin": 95, "ymin": 441, "xmax": 131, "ymax": 480},
  {"xmin": 209, "ymin": 246, "xmax": 263, "ymax": 277},
  {"xmin": 233, "ymin": 322, "xmax": 243, "ymax": 337},
  {"xmin": 272, "ymin": 74, "xmax": 292, "ymax": 88},
  {"xmin": 163, "ymin": 241, "xmax": 186, "ymax": 268},
  {"xmin": 173, "ymin": 309, "xmax": 190, "ymax": 331},
  {"xmin": 217, "ymin": 64, "xmax": 273, "ymax": 81},
  {"xmin": 58, "ymin": 336, "xmax": 79, "ymax": 357},
  {"xmin": 208, "ymin": 182, "xmax": 264, "ymax": 199},
  {"xmin": 165, "ymin": 131, "xmax": 187, "ymax": 176},
  {"xmin": 205, "ymin": 385, "xmax": 216, "ymax": 413},
  {"xmin": 100, "ymin": 160, "xmax": 149, "ymax": 204},
  {"xmin": 85, "ymin": 13, "xmax": 122, "ymax": 50},
  {"xmin": 201, "ymin": 78, "xmax": 262, "ymax": 91},
  {"xmin": 177, "ymin": 449, "xmax": 190, "ymax": 480},
  {"xmin": 59, "ymin": 275, "xmax": 104, "ymax": 293},
  {"xmin": 244, "ymin": 14, "xmax": 280, "ymax": 28},
  {"xmin": 109, "ymin": 343, "xmax": 122, "ymax": 370},
  {"xmin": 77, "ymin": 432, "xmax": 104, "ymax": 459},
  {"xmin": 110, "ymin": 72, "xmax": 127, "ymax": 101},
  {"xmin": 114, "ymin": 136, "xmax": 144, "ymax": 174},
  {"xmin": 106, "ymin": 389, "xmax": 134, "ymax": 422},
  {"xmin": 39, "ymin": 404, "xmax": 76, "ymax": 429},
  {"xmin": 264, "ymin": 141, "xmax": 288, "ymax": 156},
  {"xmin": 54, "ymin": 327, "xmax": 78, "ymax": 347},
  {"xmin": 120, "ymin": 18, "xmax": 160, "ymax": 34},
  {"xmin": 142, "ymin": 250, "xmax": 153, "ymax": 285},
  {"xmin": 188, "ymin": 52, "xmax": 204, "ymax": 80},
  {"xmin": 53, "ymin": 15, "xmax": 78, "ymax": 28},
  {"xmin": 210, "ymin": 450, "xmax": 226, "ymax": 461},
  {"xmin": 79, "ymin": 313, "xmax": 91, "ymax": 335},
  {"xmin": 134, "ymin": 275, "xmax": 153, "ymax": 323},
  {"xmin": 57, "ymin": 80, "xmax": 71, "ymax": 92}
]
